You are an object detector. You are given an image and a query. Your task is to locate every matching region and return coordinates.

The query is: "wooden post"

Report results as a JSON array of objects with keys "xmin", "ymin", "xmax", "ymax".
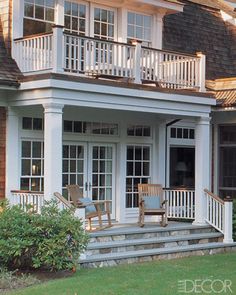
[
  {"xmin": 132, "ymin": 40, "xmax": 142, "ymax": 84},
  {"xmin": 196, "ymin": 52, "xmax": 206, "ymax": 92},
  {"xmin": 52, "ymin": 25, "xmax": 64, "ymax": 73},
  {"xmin": 223, "ymin": 196, "xmax": 233, "ymax": 243}
]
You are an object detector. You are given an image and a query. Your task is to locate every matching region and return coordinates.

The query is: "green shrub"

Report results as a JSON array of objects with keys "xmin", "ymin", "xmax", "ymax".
[
  {"xmin": 0, "ymin": 200, "xmax": 88, "ymax": 271},
  {"xmin": 233, "ymin": 200, "xmax": 236, "ymax": 241}
]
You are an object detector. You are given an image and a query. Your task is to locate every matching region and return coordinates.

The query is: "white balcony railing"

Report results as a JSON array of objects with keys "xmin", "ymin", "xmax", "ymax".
[
  {"xmin": 164, "ymin": 188, "xmax": 195, "ymax": 220},
  {"xmin": 14, "ymin": 33, "xmax": 53, "ymax": 72},
  {"xmin": 13, "ymin": 26, "xmax": 206, "ymax": 91}
]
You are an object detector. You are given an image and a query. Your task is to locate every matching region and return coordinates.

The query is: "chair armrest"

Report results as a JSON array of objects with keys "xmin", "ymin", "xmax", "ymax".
[
  {"xmin": 161, "ymin": 200, "xmax": 168, "ymax": 207},
  {"xmin": 93, "ymin": 200, "xmax": 111, "ymax": 213}
]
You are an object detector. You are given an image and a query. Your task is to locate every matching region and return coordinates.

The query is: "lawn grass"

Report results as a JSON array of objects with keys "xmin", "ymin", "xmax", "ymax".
[{"xmin": 8, "ymin": 253, "xmax": 236, "ymax": 295}]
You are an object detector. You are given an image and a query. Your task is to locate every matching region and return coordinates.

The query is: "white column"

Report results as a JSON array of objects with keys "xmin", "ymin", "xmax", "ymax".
[
  {"xmin": 193, "ymin": 117, "xmax": 211, "ymax": 225},
  {"xmin": 157, "ymin": 122, "xmax": 166, "ymax": 186},
  {"xmin": 44, "ymin": 103, "xmax": 64, "ymax": 200},
  {"xmin": 132, "ymin": 40, "xmax": 142, "ymax": 84},
  {"xmin": 6, "ymin": 107, "xmax": 20, "ymax": 198},
  {"xmin": 52, "ymin": 25, "xmax": 64, "ymax": 74},
  {"xmin": 196, "ymin": 52, "xmax": 206, "ymax": 92},
  {"xmin": 153, "ymin": 13, "xmax": 164, "ymax": 49},
  {"xmin": 223, "ymin": 197, "xmax": 233, "ymax": 243}
]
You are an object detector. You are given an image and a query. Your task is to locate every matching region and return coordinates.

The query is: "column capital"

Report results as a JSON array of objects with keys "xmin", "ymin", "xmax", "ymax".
[
  {"xmin": 43, "ymin": 103, "xmax": 64, "ymax": 114},
  {"xmin": 196, "ymin": 116, "xmax": 211, "ymax": 125}
]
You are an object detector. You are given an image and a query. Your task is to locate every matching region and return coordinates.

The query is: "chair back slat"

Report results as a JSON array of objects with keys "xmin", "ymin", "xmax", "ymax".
[
  {"xmin": 67, "ymin": 185, "xmax": 83, "ymax": 206},
  {"xmin": 138, "ymin": 184, "xmax": 163, "ymax": 202}
]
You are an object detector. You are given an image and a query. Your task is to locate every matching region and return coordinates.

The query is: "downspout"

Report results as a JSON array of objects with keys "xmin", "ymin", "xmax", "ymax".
[{"xmin": 165, "ymin": 119, "xmax": 182, "ymax": 188}]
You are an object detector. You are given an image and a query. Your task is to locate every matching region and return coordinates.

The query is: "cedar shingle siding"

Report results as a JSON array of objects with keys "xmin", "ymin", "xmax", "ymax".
[
  {"xmin": 0, "ymin": 107, "xmax": 6, "ymax": 200},
  {"xmin": 163, "ymin": 0, "xmax": 236, "ymax": 80}
]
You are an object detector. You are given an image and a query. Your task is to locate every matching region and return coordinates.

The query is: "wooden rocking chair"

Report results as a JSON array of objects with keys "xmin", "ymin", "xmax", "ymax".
[
  {"xmin": 67, "ymin": 185, "xmax": 112, "ymax": 231},
  {"xmin": 138, "ymin": 184, "xmax": 168, "ymax": 227}
]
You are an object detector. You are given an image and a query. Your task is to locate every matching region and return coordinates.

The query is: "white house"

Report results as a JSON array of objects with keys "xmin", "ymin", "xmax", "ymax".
[{"xmin": 0, "ymin": 0, "xmax": 234, "ymax": 248}]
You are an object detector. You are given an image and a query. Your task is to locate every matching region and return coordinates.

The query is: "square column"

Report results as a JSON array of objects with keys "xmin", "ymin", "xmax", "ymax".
[
  {"xmin": 6, "ymin": 107, "xmax": 19, "ymax": 197},
  {"xmin": 44, "ymin": 103, "xmax": 64, "ymax": 200},
  {"xmin": 193, "ymin": 117, "xmax": 211, "ymax": 225}
]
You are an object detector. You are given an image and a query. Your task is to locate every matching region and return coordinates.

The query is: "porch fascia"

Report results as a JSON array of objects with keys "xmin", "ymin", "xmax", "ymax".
[{"xmin": 8, "ymin": 76, "xmax": 215, "ymax": 118}]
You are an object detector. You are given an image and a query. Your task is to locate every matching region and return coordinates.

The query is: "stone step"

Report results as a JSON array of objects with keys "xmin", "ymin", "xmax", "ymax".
[
  {"xmin": 86, "ymin": 232, "xmax": 223, "ymax": 255},
  {"xmin": 80, "ymin": 242, "xmax": 236, "ymax": 268},
  {"xmin": 89, "ymin": 224, "xmax": 216, "ymax": 243}
]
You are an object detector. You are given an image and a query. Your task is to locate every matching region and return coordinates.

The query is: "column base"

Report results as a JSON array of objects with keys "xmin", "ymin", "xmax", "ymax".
[{"xmin": 223, "ymin": 238, "xmax": 234, "ymax": 244}]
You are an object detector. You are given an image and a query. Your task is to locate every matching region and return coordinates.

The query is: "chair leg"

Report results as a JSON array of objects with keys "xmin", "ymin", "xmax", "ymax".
[
  {"xmin": 98, "ymin": 213, "xmax": 103, "ymax": 228},
  {"xmin": 107, "ymin": 212, "xmax": 112, "ymax": 227},
  {"xmin": 88, "ymin": 218, "xmax": 92, "ymax": 231},
  {"xmin": 140, "ymin": 211, "xmax": 144, "ymax": 227}
]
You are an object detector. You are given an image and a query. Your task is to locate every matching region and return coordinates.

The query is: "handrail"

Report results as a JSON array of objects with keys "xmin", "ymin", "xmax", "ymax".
[
  {"xmin": 204, "ymin": 189, "xmax": 224, "ymax": 205},
  {"xmin": 141, "ymin": 45, "xmax": 200, "ymax": 58},
  {"xmin": 54, "ymin": 192, "xmax": 72, "ymax": 209},
  {"xmin": 14, "ymin": 32, "xmax": 53, "ymax": 42},
  {"xmin": 11, "ymin": 190, "xmax": 44, "ymax": 195}
]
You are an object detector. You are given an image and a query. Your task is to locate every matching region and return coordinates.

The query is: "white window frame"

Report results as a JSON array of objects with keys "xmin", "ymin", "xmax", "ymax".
[
  {"xmin": 127, "ymin": 11, "xmax": 152, "ymax": 46},
  {"xmin": 125, "ymin": 144, "xmax": 152, "ymax": 208},
  {"xmin": 20, "ymin": 139, "xmax": 44, "ymax": 192},
  {"xmin": 64, "ymin": 0, "xmax": 89, "ymax": 35}
]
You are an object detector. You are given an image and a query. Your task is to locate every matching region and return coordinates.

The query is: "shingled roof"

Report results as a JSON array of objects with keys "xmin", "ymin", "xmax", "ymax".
[
  {"xmin": 163, "ymin": 0, "xmax": 236, "ymax": 81},
  {"xmin": 0, "ymin": 22, "xmax": 21, "ymax": 87},
  {"xmin": 187, "ymin": 0, "xmax": 236, "ymax": 18}
]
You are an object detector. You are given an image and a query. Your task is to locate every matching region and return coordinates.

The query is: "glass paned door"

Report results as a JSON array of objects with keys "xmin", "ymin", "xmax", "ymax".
[
  {"xmin": 62, "ymin": 142, "xmax": 115, "ymax": 218},
  {"xmin": 88, "ymin": 144, "xmax": 115, "ymax": 217}
]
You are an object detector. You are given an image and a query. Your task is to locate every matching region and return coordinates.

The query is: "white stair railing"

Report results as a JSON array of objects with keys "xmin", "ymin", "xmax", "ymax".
[
  {"xmin": 204, "ymin": 189, "xmax": 233, "ymax": 243},
  {"xmin": 164, "ymin": 188, "xmax": 195, "ymax": 219}
]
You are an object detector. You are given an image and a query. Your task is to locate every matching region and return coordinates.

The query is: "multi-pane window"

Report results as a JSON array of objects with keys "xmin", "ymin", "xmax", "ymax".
[
  {"xmin": 24, "ymin": 0, "xmax": 55, "ymax": 36},
  {"xmin": 21, "ymin": 141, "xmax": 44, "ymax": 191},
  {"xmin": 94, "ymin": 8, "xmax": 115, "ymax": 40},
  {"xmin": 170, "ymin": 127, "xmax": 195, "ymax": 140},
  {"xmin": 126, "ymin": 145, "xmax": 151, "ymax": 208},
  {"xmin": 22, "ymin": 117, "xmax": 43, "ymax": 131},
  {"xmin": 62, "ymin": 145, "xmax": 84, "ymax": 197},
  {"xmin": 127, "ymin": 12, "xmax": 152, "ymax": 46},
  {"xmin": 127, "ymin": 125, "xmax": 151, "ymax": 137},
  {"xmin": 64, "ymin": 120, "xmax": 118, "ymax": 135},
  {"xmin": 219, "ymin": 125, "xmax": 236, "ymax": 198},
  {"xmin": 64, "ymin": 1, "xmax": 86, "ymax": 35}
]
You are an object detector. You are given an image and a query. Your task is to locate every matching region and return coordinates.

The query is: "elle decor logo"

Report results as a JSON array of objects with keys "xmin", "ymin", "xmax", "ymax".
[{"xmin": 178, "ymin": 279, "xmax": 232, "ymax": 294}]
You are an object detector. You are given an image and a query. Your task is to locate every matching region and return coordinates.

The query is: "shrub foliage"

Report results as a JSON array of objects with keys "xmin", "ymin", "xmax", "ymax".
[{"xmin": 0, "ymin": 200, "xmax": 88, "ymax": 271}]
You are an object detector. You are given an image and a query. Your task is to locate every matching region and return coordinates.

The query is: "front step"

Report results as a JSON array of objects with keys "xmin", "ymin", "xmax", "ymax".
[
  {"xmin": 80, "ymin": 223, "xmax": 236, "ymax": 268},
  {"xmin": 86, "ymin": 232, "xmax": 223, "ymax": 255},
  {"xmin": 81, "ymin": 242, "xmax": 236, "ymax": 268}
]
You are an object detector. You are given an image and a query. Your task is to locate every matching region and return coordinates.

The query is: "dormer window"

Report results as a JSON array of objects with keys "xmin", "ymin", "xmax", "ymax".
[
  {"xmin": 24, "ymin": 0, "xmax": 55, "ymax": 36},
  {"xmin": 127, "ymin": 12, "xmax": 152, "ymax": 46}
]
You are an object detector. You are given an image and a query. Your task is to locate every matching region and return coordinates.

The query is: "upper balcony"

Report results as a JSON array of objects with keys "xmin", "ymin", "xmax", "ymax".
[
  {"xmin": 13, "ymin": 26, "xmax": 206, "ymax": 92},
  {"xmin": 12, "ymin": 0, "xmax": 205, "ymax": 91}
]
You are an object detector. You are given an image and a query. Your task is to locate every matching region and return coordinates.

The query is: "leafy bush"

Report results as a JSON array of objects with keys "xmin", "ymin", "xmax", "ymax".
[
  {"xmin": 0, "ymin": 200, "xmax": 88, "ymax": 271},
  {"xmin": 233, "ymin": 200, "xmax": 236, "ymax": 241}
]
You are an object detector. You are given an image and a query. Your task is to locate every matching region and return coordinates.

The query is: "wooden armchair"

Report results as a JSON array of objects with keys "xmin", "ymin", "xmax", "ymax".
[
  {"xmin": 138, "ymin": 184, "xmax": 168, "ymax": 227},
  {"xmin": 66, "ymin": 185, "xmax": 112, "ymax": 231}
]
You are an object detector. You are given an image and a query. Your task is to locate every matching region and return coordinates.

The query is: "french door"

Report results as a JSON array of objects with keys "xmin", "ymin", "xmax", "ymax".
[{"xmin": 62, "ymin": 142, "xmax": 116, "ymax": 218}]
